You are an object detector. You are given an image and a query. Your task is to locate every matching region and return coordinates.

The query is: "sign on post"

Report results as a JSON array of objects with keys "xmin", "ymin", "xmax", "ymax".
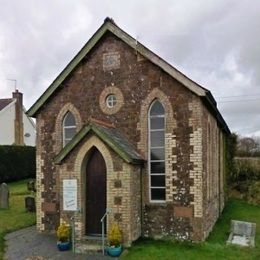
[{"xmin": 63, "ymin": 179, "xmax": 77, "ymax": 211}]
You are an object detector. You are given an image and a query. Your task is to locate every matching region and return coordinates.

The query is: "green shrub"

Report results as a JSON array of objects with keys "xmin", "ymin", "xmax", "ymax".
[
  {"xmin": 0, "ymin": 145, "xmax": 36, "ymax": 183},
  {"xmin": 57, "ymin": 223, "xmax": 70, "ymax": 242},
  {"xmin": 229, "ymin": 158, "xmax": 260, "ymax": 188},
  {"xmin": 225, "ymin": 133, "xmax": 237, "ymax": 186},
  {"xmin": 229, "ymin": 158, "xmax": 260, "ymax": 204},
  {"xmin": 247, "ymin": 181, "xmax": 260, "ymax": 205},
  {"xmin": 108, "ymin": 223, "xmax": 122, "ymax": 247}
]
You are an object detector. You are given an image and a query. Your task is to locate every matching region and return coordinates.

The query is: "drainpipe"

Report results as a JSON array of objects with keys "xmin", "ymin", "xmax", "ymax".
[
  {"xmin": 218, "ymin": 131, "xmax": 222, "ymax": 216},
  {"xmin": 140, "ymin": 166, "xmax": 143, "ymax": 236}
]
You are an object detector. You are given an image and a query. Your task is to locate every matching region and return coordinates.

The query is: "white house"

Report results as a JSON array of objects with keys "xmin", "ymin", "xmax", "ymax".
[{"xmin": 0, "ymin": 90, "xmax": 36, "ymax": 146}]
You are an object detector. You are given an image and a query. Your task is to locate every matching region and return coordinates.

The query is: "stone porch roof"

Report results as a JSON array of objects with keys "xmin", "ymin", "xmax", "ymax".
[{"xmin": 54, "ymin": 122, "xmax": 144, "ymax": 165}]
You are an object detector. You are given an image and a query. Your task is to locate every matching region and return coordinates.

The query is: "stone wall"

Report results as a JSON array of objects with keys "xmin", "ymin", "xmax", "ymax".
[
  {"xmin": 35, "ymin": 31, "xmax": 226, "ymax": 242},
  {"xmin": 201, "ymin": 105, "xmax": 226, "ymax": 239},
  {"xmin": 141, "ymin": 95, "xmax": 205, "ymax": 241},
  {"xmin": 52, "ymin": 133, "xmax": 141, "ymax": 245}
]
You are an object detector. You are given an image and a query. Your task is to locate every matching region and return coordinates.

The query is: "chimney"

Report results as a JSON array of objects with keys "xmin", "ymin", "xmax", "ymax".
[{"xmin": 12, "ymin": 90, "xmax": 24, "ymax": 145}]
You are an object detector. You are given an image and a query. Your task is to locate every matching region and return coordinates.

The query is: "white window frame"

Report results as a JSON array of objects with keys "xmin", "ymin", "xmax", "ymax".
[
  {"xmin": 63, "ymin": 112, "xmax": 76, "ymax": 147},
  {"xmin": 148, "ymin": 100, "xmax": 166, "ymax": 203},
  {"xmin": 106, "ymin": 94, "xmax": 117, "ymax": 108}
]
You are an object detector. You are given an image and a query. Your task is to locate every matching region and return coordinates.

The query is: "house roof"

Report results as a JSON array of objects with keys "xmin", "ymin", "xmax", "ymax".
[
  {"xmin": 54, "ymin": 122, "xmax": 144, "ymax": 165},
  {"xmin": 0, "ymin": 98, "xmax": 13, "ymax": 111},
  {"xmin": 27, "ymin": 17, "xmax": 230, "ymax": 134}
]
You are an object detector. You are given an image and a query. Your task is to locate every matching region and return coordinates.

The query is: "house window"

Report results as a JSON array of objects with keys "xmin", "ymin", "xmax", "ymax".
[
  {"xmin": 149, "ymin": 100, "xmax": 166, "ymax": 202},
  {"xmin": 106, "ymin": 94, "xmax": 117, "ymax": 108},
  {"xmin": 63, "ymin": 112, "xmax": 76, "ymax": 146}
]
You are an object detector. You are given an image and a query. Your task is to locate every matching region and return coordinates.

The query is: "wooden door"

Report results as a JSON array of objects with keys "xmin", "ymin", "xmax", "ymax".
[{"xmin": 86, "ymin": 148, "xmax": 107, "ymax": 235}]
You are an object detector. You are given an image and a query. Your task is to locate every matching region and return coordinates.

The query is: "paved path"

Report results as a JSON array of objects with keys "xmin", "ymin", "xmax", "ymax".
[{"xmin": 4, "ymin": 226, "xmax": 113, "ymax": 260}]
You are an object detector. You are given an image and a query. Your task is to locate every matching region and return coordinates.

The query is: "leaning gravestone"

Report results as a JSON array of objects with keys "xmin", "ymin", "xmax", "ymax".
[
  {"xmin": 227, "ymin": 220, "xmax": 256, "ymax": 247},
  {"xmin": 0, "ymin": 183, "xmax": 9, "ymax": 209},
  {"xmin": 27, "ymin": 179, "xmax": 36, "ymax": 193}
]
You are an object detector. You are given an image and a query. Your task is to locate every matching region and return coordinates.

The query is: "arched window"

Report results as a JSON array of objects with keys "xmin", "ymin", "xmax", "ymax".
[
  {"xmin": 63, "ymin": 112, "xmax": 76, "ymax": 146},
  {"xmin": 148, "ymin": 100, "xmax": 165, "ymax": 202}
]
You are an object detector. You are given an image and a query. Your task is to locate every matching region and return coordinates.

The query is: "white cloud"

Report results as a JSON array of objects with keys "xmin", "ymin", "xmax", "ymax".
[{"xmin": 0, "ymin": 0, "xmax": 259, "ymax": 136}]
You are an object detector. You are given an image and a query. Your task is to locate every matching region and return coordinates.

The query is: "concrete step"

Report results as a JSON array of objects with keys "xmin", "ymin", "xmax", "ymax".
[{"xmin": 75, "ymin": 236, "xmax": 107, "ymax": 254}]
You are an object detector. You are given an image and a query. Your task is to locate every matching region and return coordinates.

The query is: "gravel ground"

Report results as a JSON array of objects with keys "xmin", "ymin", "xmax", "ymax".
[{"xmin": 4, "ymin": 226, "xmax": 114, "ymax": 260}]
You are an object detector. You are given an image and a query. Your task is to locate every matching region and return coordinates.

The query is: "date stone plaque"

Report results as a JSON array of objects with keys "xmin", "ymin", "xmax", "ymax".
[{"xmin": 103, "ymin": 52, "xmax": 120, "ymax": 71}]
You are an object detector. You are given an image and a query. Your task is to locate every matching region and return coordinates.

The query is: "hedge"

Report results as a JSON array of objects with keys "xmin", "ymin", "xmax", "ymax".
[
  {"xmin": 0, "ymin": 145, "xmax": 36, "ymax": 183},
  {"xmin": 232, "ymin": 157, "xmax": 260, "ymax": 185}
]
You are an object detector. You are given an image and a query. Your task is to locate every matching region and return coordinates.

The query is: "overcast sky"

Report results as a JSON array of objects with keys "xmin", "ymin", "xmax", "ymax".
[{"xmin": 0, "ymin": 0, "xmax": 259, "ymax": 136}]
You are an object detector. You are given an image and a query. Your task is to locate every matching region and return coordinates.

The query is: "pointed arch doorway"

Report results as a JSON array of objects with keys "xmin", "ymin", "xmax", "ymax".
[{"xmin": 85, "ymin": 147, "xmax": 107, "ymax": 236}]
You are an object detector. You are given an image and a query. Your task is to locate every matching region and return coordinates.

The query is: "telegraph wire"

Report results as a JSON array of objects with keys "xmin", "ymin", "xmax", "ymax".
[
  {"xmin": 218, "ymin": 98, "xmax": 260, "ymax": 103},
  {"xmin": 215, "ymin": 94, "xmax": 260, "ymax": 99}
]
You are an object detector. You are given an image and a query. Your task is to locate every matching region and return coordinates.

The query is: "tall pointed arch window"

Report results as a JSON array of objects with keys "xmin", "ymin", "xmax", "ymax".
[
  {"xmin": 63, "ymin": 112, "xmax": 76, "ymax": 146},
  {"xmin": 149, "ymin": 100, "xmax": 166, "ymax": 202}
]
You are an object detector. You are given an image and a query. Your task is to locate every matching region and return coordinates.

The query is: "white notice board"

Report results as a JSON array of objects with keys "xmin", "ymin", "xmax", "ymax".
[{"xmin": 63, "ymin": 179, "xmax": 77, "ymax": 211}]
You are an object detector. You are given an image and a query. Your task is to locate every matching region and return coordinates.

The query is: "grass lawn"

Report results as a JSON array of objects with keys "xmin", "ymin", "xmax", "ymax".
[
  {"xmin": 122, "ymin": 199, "xmax": 260, "ymax": 260},
  {"xmin": 0, "ymin": 179, "xmax": 36, "ymax": 259},
  {"xmin": 0, "ymin": 180, "xmax": 259, "ymax": 260}
]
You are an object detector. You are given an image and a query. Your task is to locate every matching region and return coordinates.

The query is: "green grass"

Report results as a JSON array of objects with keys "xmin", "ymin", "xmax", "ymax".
[
  {"xmin": 1, "ymin": 180, "xmax": 259, "ymax": 260},
  {"xmin": 8, "ymin": 178, "xmax": 35, "ymax": 196},
  {"xmin": 122, "ymin": 200, "xmax": 260, "ymax": 260},
  {"xmin": 0, "ymin": 179, "xmax": 36, "ymax": 259}
]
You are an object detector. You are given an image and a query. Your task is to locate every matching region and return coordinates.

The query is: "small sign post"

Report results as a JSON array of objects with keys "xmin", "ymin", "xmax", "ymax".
[{"xmin": 63, "ymin": 179, "xmax": 77, "ymax": 252}]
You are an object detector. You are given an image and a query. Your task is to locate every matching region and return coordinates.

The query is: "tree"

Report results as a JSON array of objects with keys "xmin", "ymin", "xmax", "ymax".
[{"xmin": 236, "ymin": 136, "xmax": 260, "ymax": 157}]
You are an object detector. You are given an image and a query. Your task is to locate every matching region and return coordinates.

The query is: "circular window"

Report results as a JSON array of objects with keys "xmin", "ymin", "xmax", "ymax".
[
  {"xmin": 106, "ymin": 94, "xmax": 117, "ymax": 108},
  {"xmin": 100, "ymin": 86, "xmax": 124, "ymax": 115}
]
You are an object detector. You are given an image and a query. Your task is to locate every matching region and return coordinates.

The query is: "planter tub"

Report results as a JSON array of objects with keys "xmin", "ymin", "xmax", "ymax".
[
  {"xmin": 107, "ymin": 245, "xmax": 122, "ymax": 257},
  {"xmin": 57, "ymin": 241, "xmax": 70, "ymax": 251}
]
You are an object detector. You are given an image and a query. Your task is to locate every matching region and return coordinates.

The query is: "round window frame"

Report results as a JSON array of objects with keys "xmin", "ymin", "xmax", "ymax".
[
  {"xmin": 106, "ymin": 94, "xmax": 117, "ymax": 108},
  {"xmin": 99, "ymin": 86, "xmax": 124, "ymax": 115}
]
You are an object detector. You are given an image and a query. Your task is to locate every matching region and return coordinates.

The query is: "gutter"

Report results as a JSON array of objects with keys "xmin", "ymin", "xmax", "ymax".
[{"xmin": 203, "ymin": 92, "xmax": 231, "ymax": 135}]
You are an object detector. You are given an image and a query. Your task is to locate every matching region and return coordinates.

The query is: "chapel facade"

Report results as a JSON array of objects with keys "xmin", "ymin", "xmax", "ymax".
[{"xmin": 28, "ymin": 18, "xmax": 230, "ymax": 247}]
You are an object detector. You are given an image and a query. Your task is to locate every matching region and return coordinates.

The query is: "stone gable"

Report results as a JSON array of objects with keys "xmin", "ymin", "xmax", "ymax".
[{"xmin": 34, "ymin": 28, "xmax": 227, "ymax": 245}]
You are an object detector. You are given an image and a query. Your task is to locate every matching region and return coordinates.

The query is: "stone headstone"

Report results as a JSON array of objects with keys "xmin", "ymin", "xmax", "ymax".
[
  {"xmin": 0, "ymin": 183, "xmax": 9, "ymax": 209},
  {"xmin": 227, "ymin": 220, "xmax": 256, "ymax": 247},
  {"xmin": 25, "ymin": 196, "xmax": 36, "ymax": 212},
  {"xmin": 233, "ymin": 220, "xmax": 253, "ymax": 237},
  {"xmin": 27, "ymin": 180, "xmax": 36, "ymax": 193}
]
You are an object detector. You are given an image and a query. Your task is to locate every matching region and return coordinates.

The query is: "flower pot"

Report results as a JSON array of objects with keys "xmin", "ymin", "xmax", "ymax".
[
  {"xmin": 107, "ymin": 245, "xmax": 122, "ymax": 257},
  {"xmin": 57, "ymin": 241, "xmax": 70, "ymax": 251}
]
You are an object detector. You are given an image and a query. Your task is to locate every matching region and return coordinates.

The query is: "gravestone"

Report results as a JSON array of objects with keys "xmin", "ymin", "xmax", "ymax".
[
  {"xmin": 25, "ymin": 196, "xmax": 36, "ymax": 212},
  {"xmin": 27, "ymin": 179, "xmax": 36, "ymax": 193},
  {"xmin": 0, "ymin": 183, "xmax": 9, "ymax": 209},
  {"xmin": 227, "ymin": 220, "xmax": 256, "ymax": 247}
]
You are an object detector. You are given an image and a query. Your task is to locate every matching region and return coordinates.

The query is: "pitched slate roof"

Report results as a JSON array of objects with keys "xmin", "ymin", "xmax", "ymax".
[
  {"xmin": 54, "ymin": 122, "xmax": 144, "ymax": 165},
  {"xmin": 0, "ymin": 98, "xmax": 13, "ymax": 111},
  {"xmin": 27, "ymin": 17, "xmax": 230, "ymax": 134}
]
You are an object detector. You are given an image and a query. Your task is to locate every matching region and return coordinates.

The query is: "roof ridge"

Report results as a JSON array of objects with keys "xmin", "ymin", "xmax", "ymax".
[{"xmin": 104, "ymin": 17, "xmax": 116, "ymax": 25}]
